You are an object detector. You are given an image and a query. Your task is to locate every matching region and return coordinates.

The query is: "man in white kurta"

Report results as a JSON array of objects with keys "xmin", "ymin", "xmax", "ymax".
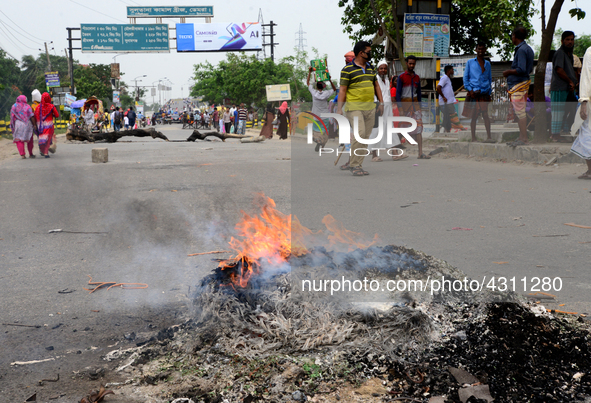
[
  {"xmin": 570, "ymin": 46, "xmax": 591, "ymax": 179},
  {"xmin": 369, "ymin": 61, "xmax": 406, "ymax": 161}
]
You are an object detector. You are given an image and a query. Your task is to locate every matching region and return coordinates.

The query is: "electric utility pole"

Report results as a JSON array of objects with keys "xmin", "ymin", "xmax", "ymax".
[
  {"xmin": 262, "ymin": 21, "xmax": 278, "ymax": 62},
  {"xmin": 66, "ymin": 28, "xmax": 81, "ymax": 94}
]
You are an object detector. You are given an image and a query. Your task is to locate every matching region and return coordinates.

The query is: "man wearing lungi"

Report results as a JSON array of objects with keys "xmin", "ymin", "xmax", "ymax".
[{"xmin": 504, "ymin": 27, "xmax": 534, "ymax": 146}]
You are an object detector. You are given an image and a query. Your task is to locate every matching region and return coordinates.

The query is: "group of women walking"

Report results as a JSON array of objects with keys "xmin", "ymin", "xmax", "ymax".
[
  {"xmin": 259, "ymin": 101, "xmax": 290, "ymax": 140},
  {"xmin": 10, "ymin": 91, "xmax": 58, "ymax": 159}
]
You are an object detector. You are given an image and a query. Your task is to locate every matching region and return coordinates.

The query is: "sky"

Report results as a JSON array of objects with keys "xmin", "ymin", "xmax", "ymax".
[{"xmin": 0, "ymin": 0, "xmax": 588, "ymax": 102}]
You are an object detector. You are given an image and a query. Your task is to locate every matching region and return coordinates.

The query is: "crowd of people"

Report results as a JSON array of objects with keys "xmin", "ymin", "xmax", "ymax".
[
  {"xmin": 7, "ymin": 28, "xmax": 589, "ymax": 178},
  {"xmin": 304, "ymin": 28, "xmax": 589, "ymax": 179}
]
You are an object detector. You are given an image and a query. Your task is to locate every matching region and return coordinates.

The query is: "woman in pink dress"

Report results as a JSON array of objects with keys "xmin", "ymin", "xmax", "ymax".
[
  {"xmin": 34, "ymin": 92, "xmax": 59, "ymax": 158},
  {"xmin": 10, "ymin": 95, "xmax": 38, "ymax": 159}
]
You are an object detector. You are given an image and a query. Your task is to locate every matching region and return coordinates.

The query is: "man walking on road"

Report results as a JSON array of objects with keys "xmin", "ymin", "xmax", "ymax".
[
  {"xmin": 113, "ymin": 107, "xmax": 122, "ymax": 132},
  {"xmin": 463, "ymin": 43, "xmax": 493, "ymax": 143},
  {"xmin": 128, "ymin": 106, "xmax": 137, "ymax": 130},
  {"xmin": 550, "ymin": 31, "xmax": 578, "ymax": 142},
  {"xmin": 337, "ymin": 41, "xmax": 384, "ymax": 176},
  {"xmin": 237, "ymin": 103, "xmax": 248, "ymax": 135},
  {"xmin": 212, "ymin": 107, "xmax": 219, "ymax": 131},
  {"xmin": 504, "ymin": 27, "xmax": 534, "ymax": 147},
  {"xmin": 397, "ymin": 55, "xmax": 430, "ymax": 159}
]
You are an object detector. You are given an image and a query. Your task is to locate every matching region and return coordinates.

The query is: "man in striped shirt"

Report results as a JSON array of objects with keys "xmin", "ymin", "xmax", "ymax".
[
  {"xmin": 337, "ymin": 41, "xmax": 384, "ymax": 176},
  {"xmin": 237, "ymin": 103, "xmax": 248, "ymax": 135}
]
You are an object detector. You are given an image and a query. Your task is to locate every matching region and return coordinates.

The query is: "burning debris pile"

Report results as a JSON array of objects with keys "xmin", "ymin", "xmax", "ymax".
[{"xmin": 103, "ymin": 195, "xmax": 591, "ymax": 402}]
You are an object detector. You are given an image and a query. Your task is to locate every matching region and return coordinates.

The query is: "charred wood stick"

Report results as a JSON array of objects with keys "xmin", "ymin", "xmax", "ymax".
[
  {"xmin": 186, "ymin": 129, "xmax": 251, "ymax": 142},
  {"xmin": 187, "ymin": 250, "xmax": 231, "ymax": 256},
  {"xmin": 3, "ymin": 323, "xmax": 41, "ymax": 328},
  {"xmin": 67, "ymin": 126, "xmax": 168, "ymax": 143}
]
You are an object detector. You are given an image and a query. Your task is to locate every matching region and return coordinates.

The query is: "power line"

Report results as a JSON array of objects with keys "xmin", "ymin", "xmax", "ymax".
[
  {"xmin": 68, "ymin": 0, "xmax": 127, "ymax": 23},
  {"xmin": 0, "ymin": 24, "xmax": 27, "ymax": 55},
  {"xmin": 0, "ymin": 10, "xmax": 50, "ymax": 42},
  {"xmin": 0, "ymin": 20, "xmax": 41, "ymax": 51},
  {"xmin": 0, "ymin": 44, "xmax": 19, "ymax": 60}
]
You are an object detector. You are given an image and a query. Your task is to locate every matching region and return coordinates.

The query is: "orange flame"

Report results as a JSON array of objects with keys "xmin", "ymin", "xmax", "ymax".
[{"xmin": 220, "ymin": 194, "xmax": 378, "ymax": 289}]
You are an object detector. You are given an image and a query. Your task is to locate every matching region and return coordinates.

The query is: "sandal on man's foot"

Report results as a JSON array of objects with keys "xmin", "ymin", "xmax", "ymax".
[
  {"xmin": 392, "ymin": 154, "xmax": 408, "ymax": 161},
  {"xmin": 350, "ymin": 167, "xmax": 365, "ymax": 176},
  {"xmin": 372, "ymin": 157, "xmax": 383, "ymax": 162},
  {"xmin": 340, "ymin": 163, "xmax": 350, "ymax": 170},
  {"xmin": 418, "ymin": 153, "xmax": 431, "ymax": 159},
  {"xmin": 578, "ymin": 172, "xmax": 591, "ymax": 179}
]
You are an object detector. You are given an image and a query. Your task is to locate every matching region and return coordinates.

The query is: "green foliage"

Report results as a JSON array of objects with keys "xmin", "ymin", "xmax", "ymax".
[
  {"xmin": 73, "ymin": 64, "xmax": 113, "ymax": 101},
  {"xmin": 452, "ymin": 0, "xmax": 535, "ymax": 59},
  {"xmin": 303, "ymin": 363, "xmax": 323, "ymax": 380},
  {"xmin": 120, "ymin": 92, "xmax": 134, "ymax": 109},
  {"xmin": 190, "ymin": 52, "xmax": 313, "ymax": 107},
  {"xmin": 0, "ymin": 49, "xmax": 22, "ymax": 119},
  {"xmin": 338, "ymin": 0, "xmax": 536, "ymax": 60},
  {"xmin": 569, "ymin": 7, "xmax": 586, "ymax": 20}
]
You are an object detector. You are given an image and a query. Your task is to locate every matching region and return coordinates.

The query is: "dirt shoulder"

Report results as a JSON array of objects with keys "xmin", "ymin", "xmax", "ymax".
[
  {"xmin": 0, "ymin": 133, "xmax": 68, "ymax": 163},
  {"xmin": 0, "ymin": 136, "xmax": 18, "ymax": 162}
]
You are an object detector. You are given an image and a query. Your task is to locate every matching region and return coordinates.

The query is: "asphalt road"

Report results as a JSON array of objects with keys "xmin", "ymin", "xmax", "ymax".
[{"xmin": 0, "ymin": 125, "xmax": 590, "ymax": 400}]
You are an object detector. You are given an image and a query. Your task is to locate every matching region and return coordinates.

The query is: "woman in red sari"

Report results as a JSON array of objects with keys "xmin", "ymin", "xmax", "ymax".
[{"xmin": 35, "ymin": 92, "xmax": 59, "ymax": 158}]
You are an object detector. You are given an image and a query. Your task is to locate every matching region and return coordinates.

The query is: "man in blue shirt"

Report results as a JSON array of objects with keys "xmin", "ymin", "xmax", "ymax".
[
  {"xmin": 504, "ymin": 27, "xmax": 534, "ymax": 146},
  {"xmin": 463, "ymin": 43, "xmax": 493, "ymax": 142}
]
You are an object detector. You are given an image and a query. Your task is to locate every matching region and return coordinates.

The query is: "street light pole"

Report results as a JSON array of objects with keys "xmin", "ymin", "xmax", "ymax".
[
  {"xmin": 133, "ymin": 74, "xmax": 147, "ymax": 103},
  {"xmin": 158, "ymin": 77, "xmax": 168, "ymax": 107}
]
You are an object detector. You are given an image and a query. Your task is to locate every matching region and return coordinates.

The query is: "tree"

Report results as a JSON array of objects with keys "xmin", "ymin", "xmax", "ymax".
[
  {"xmin": 73, "ymin": 64, "xmax": 113, "ymax": 101},
  {"xmin": 190, "ymin": 53, "xmax": 312, "ymax": 108},
  {"xmin": 532, "ymin": 0, "xmax": 586, "ymax": 143},
  {"xmin": 0, "ymin": 50, "xmax": 22, "ymax": 119},
  {"xmin": 339, "ymin": 0, "xmax": 536, "ymax": 61}
]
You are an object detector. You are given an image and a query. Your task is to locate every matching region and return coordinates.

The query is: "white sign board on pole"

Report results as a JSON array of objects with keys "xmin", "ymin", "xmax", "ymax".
[{"xmin": 265, "ymin": 84, "xmax": 291, "ymax": 102}]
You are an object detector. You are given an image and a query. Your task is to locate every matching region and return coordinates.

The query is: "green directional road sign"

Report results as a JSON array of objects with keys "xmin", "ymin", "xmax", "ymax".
[
  {"xmin": 127, "ymin": 6, "xmax": 214, "ymax": 18},
  {"xmin": 81, "ymin": 24, "xmax": 170, "ymax": 53}
]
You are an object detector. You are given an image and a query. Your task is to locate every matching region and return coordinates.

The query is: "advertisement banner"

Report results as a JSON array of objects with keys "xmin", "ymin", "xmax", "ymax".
[
  {"xmin": 65, "ymin": 93, "xmax": 76, "ymax": 107},
  {"xmin": 111, "ymin": 63, "xmax": 120, "ymax": 78},
  {"xmin": 176, "ymin": 22, "xmax": 261, "ymax": 52},
  {"xmin": 266, "ymin": 84, "xmax": 291, "ymax": 102},
  {"xmin": 81, "ymin": 24, "xmax": 169, "ymax": 53},
  {"xmin": 403, "ymin": 14, "xmax": 450, "ymax": 58},
  {"xmin": 45, "ymin": 72, "xmax": 60, "ymax": 87},
  {"xmin": 113, "ymin": 91, "xmax": 120, "ymax": 103}
]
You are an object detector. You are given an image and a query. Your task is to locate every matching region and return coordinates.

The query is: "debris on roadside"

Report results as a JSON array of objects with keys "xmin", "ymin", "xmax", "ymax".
[
  {"xmin": 78, "ymin": 385, "xmax": 114, "ymax": 403},
  {"xmin": 83, "ymin": 275, "xmax": 148, "ymax": 294}
]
